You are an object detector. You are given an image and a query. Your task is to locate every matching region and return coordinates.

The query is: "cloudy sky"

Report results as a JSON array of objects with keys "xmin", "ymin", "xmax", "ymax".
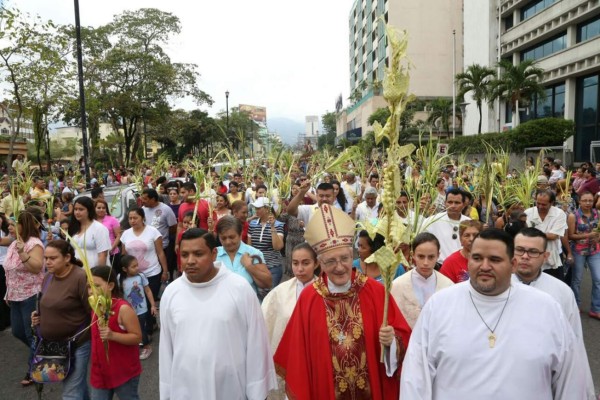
[{"xmin": 11, "ymin": 0, "xmax": 355, "ymax": 125}]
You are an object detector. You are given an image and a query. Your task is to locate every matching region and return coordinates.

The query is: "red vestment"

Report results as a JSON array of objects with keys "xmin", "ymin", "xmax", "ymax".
[{"xmin": 274, "ymin": 270, "xmax": 411, "ymax": 400}]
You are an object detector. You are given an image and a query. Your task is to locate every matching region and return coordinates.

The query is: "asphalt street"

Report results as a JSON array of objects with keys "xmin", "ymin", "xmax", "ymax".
[{"xmin": 1, "ymin": 272, "xmax": 599, "ymax": 400}]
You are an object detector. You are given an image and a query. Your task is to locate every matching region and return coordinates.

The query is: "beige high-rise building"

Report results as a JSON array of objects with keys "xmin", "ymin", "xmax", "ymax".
[{"xmin": 337, "ymin": 0, "xmax": 464, "ymax": 142}]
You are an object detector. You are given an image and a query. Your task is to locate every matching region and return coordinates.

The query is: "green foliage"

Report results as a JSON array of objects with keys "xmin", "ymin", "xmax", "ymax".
[
  {"xmin": 456, "ymin": 64, "xmax": 496, "ymax": 134},
  {"xmin": 368, "ymin": 108, "xmax": 390, "ymax": 127},
  {"xmin": 448, "ymin": 118, "xmax": 574, "ymax": 154},
  {"xmin": 319, "ymin": 111, "xmax": 337, "ymax": 150}
]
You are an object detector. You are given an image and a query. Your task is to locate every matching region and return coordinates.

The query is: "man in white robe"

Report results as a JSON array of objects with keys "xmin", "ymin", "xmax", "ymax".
[
  {"xmin": 400, "ymin": 228, "xmax": 586, "ymax": 400},
  {"xmin": 512, "ymin": 228, "xmax": 595, "ymax": 399},
  {"xmin": 159, "ymin": 228, "xmax": 277, "ymax": 400}
]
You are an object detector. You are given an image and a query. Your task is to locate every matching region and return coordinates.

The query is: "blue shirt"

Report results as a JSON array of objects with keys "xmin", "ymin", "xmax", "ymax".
[
  {"xmin": 352, "ymin": 259, "xmax": 406, "ymax": 284},
  {"xmin": 216, "ymin": 242, "xmax": 265, "ymax": 293}
]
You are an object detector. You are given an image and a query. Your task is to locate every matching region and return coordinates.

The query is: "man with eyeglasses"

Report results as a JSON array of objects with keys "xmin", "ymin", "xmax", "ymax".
[
  {"xmin": 425, "ymin": 188, "xmax": 471, "ymax": 265},
  {"xmin": 274, "ymin": 204, "xmax": 411, "ymax": 399},
  {"xmin": 512, "ymin": 227, "xmax": 595, "ymax": 398},
  {"xmin": 524, "ymin": 189, "xmax": 568, "ymax": 280}
]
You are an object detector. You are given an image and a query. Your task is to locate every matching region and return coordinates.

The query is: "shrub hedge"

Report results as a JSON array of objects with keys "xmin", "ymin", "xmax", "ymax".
[{"xmin": 447, "ymin": 118, "xmax": 574, "ymax": 154}]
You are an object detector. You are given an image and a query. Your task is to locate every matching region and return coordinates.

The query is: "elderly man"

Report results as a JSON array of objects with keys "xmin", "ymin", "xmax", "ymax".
[
  {"xmin": 352, "ymin": 187, "xmax": 379, "ymax": 225},
  {"xmin": 524, "ymin": 189, "xmax": 568, "ymax": 280},
  {"xmin": 274, "ymin": 205, "xmax": 411, "ymax": 399},
  {"xmin": 512, "ymin": 227, "xmax": 595, "ymax": 398},
  {"xmin": 401, "ymin": 228, "xmax": 586, "ymax": 399},
  {"xmin": 342, "ymin": 171, "xmax": 362, "ymax": 202},
  {"xmin": 425, "ymin": 188, "xmax": 471, "ymax": 265}
]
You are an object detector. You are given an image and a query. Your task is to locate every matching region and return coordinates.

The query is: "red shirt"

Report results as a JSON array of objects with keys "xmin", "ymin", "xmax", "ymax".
[
  {"xmin": 178, "ymin": 200, "xmax": 209, "ymax": 230},
  {"xmin": 90, "ymin": 299, "xmax": 142, "ymax": 389},
  {"xmin": 439, "ymin": 250, "xmax": 469, "ymax": 283},
  {"xmin": 242, "ymin": 220, "xmax": 249, "ymax": 244}
]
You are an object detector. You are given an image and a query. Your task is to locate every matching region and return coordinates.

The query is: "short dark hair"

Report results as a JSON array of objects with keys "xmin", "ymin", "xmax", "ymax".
[
  {"xmin": 516, "ymin": 227, "xmax": 548, "ymax": 251},
  {"xmin": 473, "ymin": 228, "xmax": 514, "ymax": 259},
  {"xmin": 446, "ymin": 188, "xmax": 466, "ymax": 202},
  {"xmin": 411, "ymin": 232, "xmax": 440, "ymax": 252},
  {"xmin": 229, "ymin": 181, "xmax": 239, "ymax": 188},
  {"xmin": 92, "ymin": 265, "xmax": 122, "ymax": 298},
  {"xmin": 182, "ymin": 182, "xmax": 196, "ymax": 192},
  {"xmin": 91, "ymin": 187, "xmax": 103, "ymax": 199},
  {"xmin": 181, "ymin": 228, "xmax": 218, "ymax": 250},
  {"xmin": 142, "ymin": 188, "xmax": 160, "ymax": 201},
  {"xmin": 358, "ymin": 230, "xmax": 386, "ymax": 253},
  {"xmin": 316, "ymin": 182, "xmax": 334, "ymax": 192},
  {"xmin": 128, "ymin": 207, "xmax": 145, "ymax": 220}
]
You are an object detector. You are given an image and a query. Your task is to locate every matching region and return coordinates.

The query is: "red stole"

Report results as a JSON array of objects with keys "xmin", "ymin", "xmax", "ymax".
[{"xmin": 274, "ymin": 270, "xmax": 412, "ymax": 400}]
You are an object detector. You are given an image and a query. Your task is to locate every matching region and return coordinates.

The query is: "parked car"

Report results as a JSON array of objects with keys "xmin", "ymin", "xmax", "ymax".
[{"xmin": 74, "ymin": 184, "xmax": 140, "ymax": 230}]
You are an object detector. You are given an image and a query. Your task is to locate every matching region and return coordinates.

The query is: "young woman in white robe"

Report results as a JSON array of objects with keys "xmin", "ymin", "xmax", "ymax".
[
  {"xmin": 261, "ymin": 243, "xmax": 319, "ymax": 399},
  {"xmin": 391, "ymin": 232, "xmax": 453, "ymax": 328}
]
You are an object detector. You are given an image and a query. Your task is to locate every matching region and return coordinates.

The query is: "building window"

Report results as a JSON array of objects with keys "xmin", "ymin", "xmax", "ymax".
[
  {"xmin": 577, "ymin": 15, "xmax": 600, "ymax": 43},
  {"xmin": 575, "ymin": 74, "xmax": 599, "ymax": 161},
  {"xmin": 503, "ymin": 16, "xmax": 514, "ymax": 31},
  {"xmin": 528, "ymin": 83, "xmax": 565, "ymax": 121},
  {"xmin": 520, "ymin": 0, "xmax": 557, "ymax": 21},
  {"xmin": 520, "ymin": 33, "xmax": 566, "ymax": 62},
  {"xmin": 1, "ymin": 128, "xmax": 8, "ymax": 135}
]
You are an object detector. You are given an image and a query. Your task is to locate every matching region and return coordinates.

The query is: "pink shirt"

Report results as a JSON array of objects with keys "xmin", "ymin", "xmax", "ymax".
[
  {"xmin": 4, "ymin": 237, "xmax": 44, "ymax": 301},
  {"xmin": 99, "ymin": 215, "xmax": 120, "ymax": 255}
]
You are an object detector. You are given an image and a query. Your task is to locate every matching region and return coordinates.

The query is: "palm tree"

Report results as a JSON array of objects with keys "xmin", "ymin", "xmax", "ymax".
[
  {"xmin": 456, "ymin": 64, "xmax": 496, "ymax": 134},
  {"xmin": 427, "ymin": 98, "xmax": 454, "ymax": 134},
  {"xmin": 489, "ymin": 59, "xmax": 546, "ymax": 128}
]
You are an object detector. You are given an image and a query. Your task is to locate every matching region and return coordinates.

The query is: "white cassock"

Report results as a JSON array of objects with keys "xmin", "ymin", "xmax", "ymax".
[
  {"xmin": 159, "ymin": 266, "xmax": 277, "ymax": 400},
  {"xmin": 512, "ymin": 274, "xmax": 596, "ymax": 399},
  {"xmin": 261, "ymin": 277, "xmax": 314, "ymax": 354},
  {"xmin": 400, "ymin": 281, "xmax": 586, "ymax": 400}
]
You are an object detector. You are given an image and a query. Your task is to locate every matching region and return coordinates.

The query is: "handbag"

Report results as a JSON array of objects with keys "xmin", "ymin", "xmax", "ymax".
[{"xmin": 29, "ymin": 275, "xmax": 86, "ymax": 384}]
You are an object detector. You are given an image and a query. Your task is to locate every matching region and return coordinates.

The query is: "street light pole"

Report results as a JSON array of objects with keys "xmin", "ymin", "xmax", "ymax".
[
  {"xmin": 225, "ymin": 90, "xmax": 230, "ymax": 139},
  {"xmin": 141, "ymin": 100, "xmax": 148, "ymax": 159},
  {"xmin": 452, "ymin": 29, "xmax": 456, "ymax": 140},
  {"xmin": 74, "ymin": 0, "xmax": 90, "ymax": 183}
]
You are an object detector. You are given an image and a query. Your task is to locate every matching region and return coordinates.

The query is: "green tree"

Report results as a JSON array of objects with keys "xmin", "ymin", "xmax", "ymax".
[
  {"xmin": 456, "ymin": 64, "xmax": 496, "ymax": 134},
  {"xmin": 0, "ymin": 8, "xmax": 66, "ymax": 173},
  {"xmin": 427, "ymin": 98, "xmax": 454, "ymax": 134},
  {"xmin": 489, "ymin": 59, "xmax": 545, "ymax": 128},
  {"xmin": 59, "ymin": 8, "xmax": 212, "ymax": 166},
  {"xmin": 319, "ymin": 111, "xmax": 337, "ymax": 150}
]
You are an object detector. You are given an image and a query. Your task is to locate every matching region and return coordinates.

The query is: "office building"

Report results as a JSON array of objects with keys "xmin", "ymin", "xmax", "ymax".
[
  {"xmin": 464, "ymin": 0, "xmax": 600, "ymax": 161},
  {"xmin": 337, "ymin": 0, "xmax": 464, "ymax": 142}
]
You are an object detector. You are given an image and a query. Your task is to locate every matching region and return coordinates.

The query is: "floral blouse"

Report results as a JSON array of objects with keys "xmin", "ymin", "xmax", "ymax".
[{"xmin": 4, "ymin": 237, "xmax": 44, "ymax": 302}]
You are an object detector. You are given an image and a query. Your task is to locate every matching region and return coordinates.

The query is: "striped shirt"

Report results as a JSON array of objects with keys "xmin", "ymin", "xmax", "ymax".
[{"xmin": 248, "ymin": 220, "xmax": 284, "ymax": 268}]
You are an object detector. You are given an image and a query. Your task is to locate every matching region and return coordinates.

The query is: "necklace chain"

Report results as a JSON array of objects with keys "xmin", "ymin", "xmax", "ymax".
[{"xmin": 469, "ymin": 286, "xmax": 511, "ymax": 346}]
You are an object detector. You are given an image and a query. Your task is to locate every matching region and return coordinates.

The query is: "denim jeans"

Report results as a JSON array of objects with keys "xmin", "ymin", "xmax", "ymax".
[
  {"xmin": 146, "ymin": 272, "xmax": 161, "ymax": 334},
  {"xmin": 269, "ymin": 264, "xmax": 283, "ymax": 288},
  {"xmin": 62, "ymin": 340, "xmax": 91, "ymax": 400},
  {"xmin": 91, "ymin": 374, "xmax": 140, "ymax": 400},
  {"xmin": 137, "ymin": 312, "xmax": 149, "ymax": 346},
  {"xmin": 9, "ymin": 294, "xmax": 37, "ymax": 366},
  {"xmin": 572, "ymin": 251, "xmax": 600, "ymax": 312}
]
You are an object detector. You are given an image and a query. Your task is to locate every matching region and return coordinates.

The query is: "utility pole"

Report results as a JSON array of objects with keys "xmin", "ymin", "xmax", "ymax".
[
  {"xmin": 74, "ymin": 0, "xmax": 90, "ymax": 184},
  {"xmin": 452, "ymin": 29, "xmax": 456, "ymax": 140}
]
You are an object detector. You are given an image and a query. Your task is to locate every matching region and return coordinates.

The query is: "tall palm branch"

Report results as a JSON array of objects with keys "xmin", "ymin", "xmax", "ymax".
[
  {"xmin": 489, "ymin": 59, "xmax": 546, "ymax": 128},
  {"xmin": 456, "ymin": 64, "xmax": 496, "ymax": 134}
]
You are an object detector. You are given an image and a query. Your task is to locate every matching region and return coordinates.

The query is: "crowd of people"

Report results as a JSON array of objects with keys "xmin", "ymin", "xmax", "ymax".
[{"xmin": 0, "ymin": 152, "xmax": 598, "ymax": 399}]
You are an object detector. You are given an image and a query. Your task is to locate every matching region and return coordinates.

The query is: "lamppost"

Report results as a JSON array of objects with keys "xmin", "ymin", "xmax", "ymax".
[
  {"xmin": 452, "ymin": 29, "xmax": 456, "ymax": 140},
  {"xmin": 460, "ymin": 102, "xmax": 469, "ymax": 135},
  {"xmin": 225, "ymin": 90, "xmax": 230, "ymax": 138},
  {"xmin": 141, "ymin": 100, "xmax": 148, "ymax": 159},
  {"xmin": 74, "ymin": 0, "xmax": 90, "ymax": 183}
]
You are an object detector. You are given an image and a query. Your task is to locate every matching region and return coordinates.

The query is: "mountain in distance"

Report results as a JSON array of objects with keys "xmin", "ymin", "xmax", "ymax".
[{"xmin": 268, "ymin": 117, "xmax": 305, "ymax": 145}]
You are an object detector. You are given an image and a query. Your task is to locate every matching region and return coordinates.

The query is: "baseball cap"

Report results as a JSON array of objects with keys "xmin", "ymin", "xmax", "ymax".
[
  {"xmin": 251, "ymin": 197, "xmax": 271, "ymax": 209},
  {"xmin": 537, "ymin": 175, "xmax": 549, "ymax": 184}
]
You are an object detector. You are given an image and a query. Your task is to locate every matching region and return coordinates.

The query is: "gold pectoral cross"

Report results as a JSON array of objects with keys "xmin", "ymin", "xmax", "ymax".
[{"xmin": 488, "ymin": 332, "xmax": 496, "ymax": 348}]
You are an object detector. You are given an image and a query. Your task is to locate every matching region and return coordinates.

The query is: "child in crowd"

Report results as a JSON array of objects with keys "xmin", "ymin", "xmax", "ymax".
[
  {"xmin": 176, "ymin": 211, "xmax": 195, "ymax": 274},
  {"xmin": 119, "ymin": 255, "xmax": 157, "ymax": 360},
  {"xmin": 90, "ymin": 266, "xmax": 142, "ymax": 399},
  {"xmin": 61, "ymin": 191, "xmax": 74, "ymax": 218}
]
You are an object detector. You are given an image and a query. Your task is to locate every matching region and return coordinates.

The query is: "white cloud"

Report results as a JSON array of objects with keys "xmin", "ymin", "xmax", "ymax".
[{"xmin": 10, "ymin": 0, "xmax": 355, "ymax": 123}]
